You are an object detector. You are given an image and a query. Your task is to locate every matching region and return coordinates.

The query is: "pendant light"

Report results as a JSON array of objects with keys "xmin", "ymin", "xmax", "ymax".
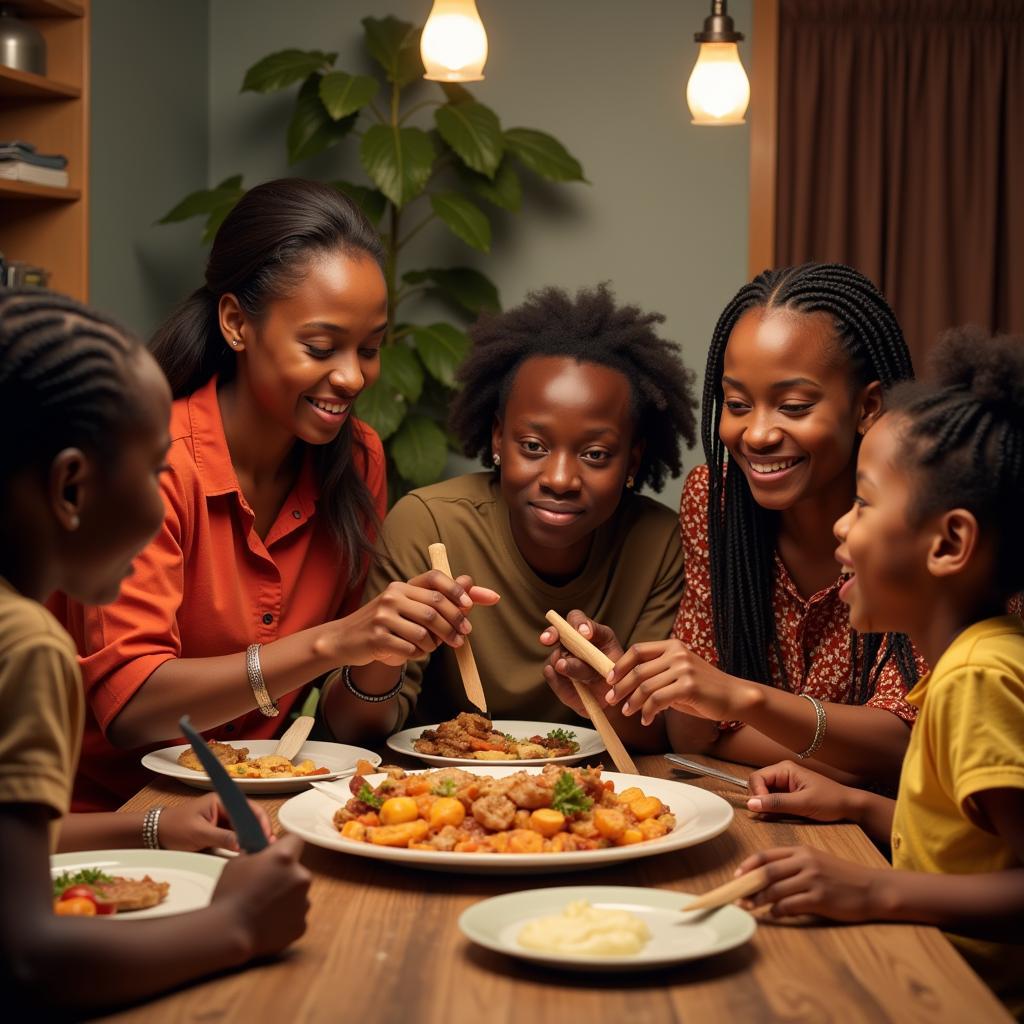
[
  {"xmin": 421, "ymin": 0, "xmax": 488, "ymax": 82},
  {"xmin": 686, "ymin": 0, "xmax": 750, "ymax": 125}
]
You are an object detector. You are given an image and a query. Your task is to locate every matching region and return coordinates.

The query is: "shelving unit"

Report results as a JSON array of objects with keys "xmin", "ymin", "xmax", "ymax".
[{"xmin": 0, "ymin": 0, "xmax": 89, "ymax": 298}]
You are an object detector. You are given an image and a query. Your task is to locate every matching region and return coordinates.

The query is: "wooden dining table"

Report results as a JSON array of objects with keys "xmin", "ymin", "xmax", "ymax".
[{"xmin": 94, "ymin": 750, "xmax": 1011, "ymax": 1024}]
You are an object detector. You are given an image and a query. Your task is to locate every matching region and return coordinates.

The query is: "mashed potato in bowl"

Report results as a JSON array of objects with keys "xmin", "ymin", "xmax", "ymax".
[{"xmin": 517, "ymin": 900, "xmax": 651, "ymax": 956}]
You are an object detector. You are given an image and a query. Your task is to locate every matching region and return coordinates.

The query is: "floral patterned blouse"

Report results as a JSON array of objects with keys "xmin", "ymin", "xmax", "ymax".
[{"xmin": 672, "ymin": 465, "xmax": 920, "ymax": 727}]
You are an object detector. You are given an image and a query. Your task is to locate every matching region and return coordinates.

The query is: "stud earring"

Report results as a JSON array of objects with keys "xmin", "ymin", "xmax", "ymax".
[
  {"xmin": 69, "ymin": 514, "xmax": 80, "ymax": 530},
  {"xmin": 625, "ymin": 476, "xmax": 635, "ymax": 490},
  {"xmin": 492, "ymin": 452, "xmax": 501, "ymax": 467}
]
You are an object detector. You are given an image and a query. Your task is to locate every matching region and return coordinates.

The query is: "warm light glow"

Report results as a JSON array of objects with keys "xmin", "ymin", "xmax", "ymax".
[
  {"xmin": 686, "ymin": 42, "xmax": 750, "ymax": 125},
  {"xmin": 421, "ymin": 0, "xmax": 488, "ymax": 82}
]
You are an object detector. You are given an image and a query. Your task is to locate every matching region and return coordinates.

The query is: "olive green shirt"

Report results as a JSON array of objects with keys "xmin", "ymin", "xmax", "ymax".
[{"xmin": 363, "ymin": 472, "xmax": 684, "ymax": 727}]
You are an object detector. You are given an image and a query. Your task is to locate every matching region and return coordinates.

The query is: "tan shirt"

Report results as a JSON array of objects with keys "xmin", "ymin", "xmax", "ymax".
[
  {"xmin": 361, "ymin": 473, "xmax": 684, "ymax": 727},
  {"xmin": 0, "ymin": 578, "xmax": 83, "ymax": 853}
]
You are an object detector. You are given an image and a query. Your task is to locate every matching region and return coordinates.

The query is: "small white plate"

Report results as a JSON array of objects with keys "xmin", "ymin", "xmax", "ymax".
[
  {"xmin": 51, "ymin": 849, "xmax": 225, "ymax": 920},
  {"xmin": 141, "ymin": 739, "xmax": 381, "ymax": 794},
  {"xmin": 459, "ymin": 886, "xmax": 756, "ymax": 970},
  {"xmin": 278, "ymin": 766, "xmax": 733, "ymax": 874},
  {"xmin": 387, "ymin": 720, "xmax": 605, "ymax": 767}
]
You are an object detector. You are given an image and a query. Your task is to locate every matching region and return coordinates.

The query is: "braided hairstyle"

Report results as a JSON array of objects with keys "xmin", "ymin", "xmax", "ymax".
[
  {"xmin": 702, "ymin": 262, "xmax": 917, "ymax": 702},
  {"xmin": 450, "ymin": 283, "xmax": 699, "ymax": 492},
  {"xmin": 150, "ymin": 178, "xmax": 386, "ymax": 587},
  {"xmin": 0, "ymin": 287, "xmax": 143, "ymax": 482},
  {"xmin": 887, "ymin": 327, "xmax": 1024, "ymax": 598}
]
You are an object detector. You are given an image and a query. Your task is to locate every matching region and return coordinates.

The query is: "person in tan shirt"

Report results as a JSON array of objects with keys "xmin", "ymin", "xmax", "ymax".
[{"xmin": 327, "ymin": 284, "xmax": 700, "ymax": 749}]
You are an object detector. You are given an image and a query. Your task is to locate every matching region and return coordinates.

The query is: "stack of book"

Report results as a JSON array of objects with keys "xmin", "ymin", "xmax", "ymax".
[{"xmin": 0, "ymin": 140, "xmax": 68, "ymax": 187}]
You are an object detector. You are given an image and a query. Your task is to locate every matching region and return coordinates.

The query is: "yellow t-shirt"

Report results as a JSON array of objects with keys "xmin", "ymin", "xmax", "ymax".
[
  {"xmin": 0, "ymin": 577, "xmax": 83, "ymax": 853},
  {"xmin": 354, "ymin": 472, "xmax": 684, "ymax": 728},
  {"xmin": 892, "ymin": 615, "xmax": 1024, "ymax": 1017}
]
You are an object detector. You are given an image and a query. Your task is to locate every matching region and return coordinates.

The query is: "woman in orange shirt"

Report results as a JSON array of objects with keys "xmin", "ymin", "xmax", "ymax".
[{"xmin": 57, "ymin": 179, "xmax": 497, "ymax": 809}]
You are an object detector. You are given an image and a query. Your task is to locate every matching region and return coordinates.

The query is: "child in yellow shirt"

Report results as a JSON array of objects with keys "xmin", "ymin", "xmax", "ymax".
[{"xmin": 734, "ymin": 327, "xmax": 1024, "ymax": 1017}]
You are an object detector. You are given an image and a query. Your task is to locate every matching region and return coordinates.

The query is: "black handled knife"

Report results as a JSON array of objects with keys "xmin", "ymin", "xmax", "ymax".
[{"xmin": 179, "ymin": 715, "xmax": 268, "ymax": 852}]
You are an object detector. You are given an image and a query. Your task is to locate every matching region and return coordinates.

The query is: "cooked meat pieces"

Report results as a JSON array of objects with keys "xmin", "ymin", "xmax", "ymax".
[
  {"xmin": 176, "ymin": 741, "xmax": 249, "ymax": 772},
  {"xmin": 471, "ymin": 793, "xmax": 517, "ymax": 830},
  {"xmin": 94, "ymin": 875, "xmax": 170, "ymax": 912}
]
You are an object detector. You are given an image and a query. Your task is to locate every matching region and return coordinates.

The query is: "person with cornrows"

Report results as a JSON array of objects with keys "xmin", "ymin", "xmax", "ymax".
[
  {"xmin": 53, "ymin": 178, "xmax": 497, "ymax": 811},
  {"xmin": 545, "ymin": 263, "xmax": 923, "ymax": 786}
]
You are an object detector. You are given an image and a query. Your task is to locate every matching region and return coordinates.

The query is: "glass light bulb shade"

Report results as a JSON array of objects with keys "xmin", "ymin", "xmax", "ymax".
[
  {"xmin": 686, "ymin": 42, "xmax": 750, "ymax": 125},
  {"xmin": 421, "ymin": 0, "xmax": 488, "ymax": 82}
]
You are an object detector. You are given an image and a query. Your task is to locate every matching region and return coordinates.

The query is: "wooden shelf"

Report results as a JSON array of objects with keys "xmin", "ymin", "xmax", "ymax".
[
  {"xmin": 17, "ymin": 1, "xmax": 85, "ymax": 17},
  {"xmin": 0, "ymin": 179, "xmax": 78, "ymax": 200},
  {"xmin": 0, "ymin": 63, "xmax": 80, "ymax": 99}
]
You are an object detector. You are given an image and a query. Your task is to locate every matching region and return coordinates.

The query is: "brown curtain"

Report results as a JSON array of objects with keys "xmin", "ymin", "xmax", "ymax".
[{"xmin": 775, "ymin": 0, "xmax": 1024, "ymax": 369}]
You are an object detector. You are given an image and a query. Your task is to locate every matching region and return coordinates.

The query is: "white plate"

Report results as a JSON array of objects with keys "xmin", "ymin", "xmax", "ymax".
[
  {"xmin": 387, "ymin": 720, "xmax": 605, "ymax": 767},
  {"xmin": 277, "ymin": 766, "xmax": 733, "ymax": 873},
  {"xmin": 141, "ymin": 739, "xmax": 381, "ymax": 794},
  {"xmin": 459, "ymin": 885, "xmax": 756, "ymax": 970},
  {"xmin": 51, "ymin": 849, "xmax": 225, "ymax": 920}
]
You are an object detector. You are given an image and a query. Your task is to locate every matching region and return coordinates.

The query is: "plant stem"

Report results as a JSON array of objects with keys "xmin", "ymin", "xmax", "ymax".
[
  {"xmin": 399, "ymin": 212, "xmax": 437, "ymax": 250},
  {"xmin": 399, "ymin": 99, "xmax": 442, "ymax": 125},
  {"xmin": 385, "ymin": 78, "xmax": 403, "ymax": 348}
]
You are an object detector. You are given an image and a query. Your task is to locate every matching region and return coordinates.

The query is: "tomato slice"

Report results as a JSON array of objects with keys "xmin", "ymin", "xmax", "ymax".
[
  {"xmin": 60, "ymin": 885, "xmax": 98, "ymax": 903},
  {"xmin": 55, "ymin": 896, "xmax": 98, "ymax": 916}
]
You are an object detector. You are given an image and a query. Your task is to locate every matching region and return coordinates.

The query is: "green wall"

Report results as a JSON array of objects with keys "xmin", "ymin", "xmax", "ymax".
[{"xmin": 92, "ymin": 0, "xmax": 753, "ymax": 509}]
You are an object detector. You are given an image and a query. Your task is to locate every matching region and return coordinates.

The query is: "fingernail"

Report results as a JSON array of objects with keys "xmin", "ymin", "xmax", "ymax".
[
  {"xmin": 557, "ymin": 660, "xmax": 567, "ymax": 672},
  {"xmin": 734, "ymin": 868, "xmax": 743, "ymax": 877},
  {"xmin": 580, "ymin": 623, "xmax": 591, "ymax": 636},
  {"xmin": 460, "ymin": 594, "xmax": 473, "ymax": 608},
  {"xmin": 605, "ymin": 690, "xmax": 615, "ymax": 704},
  {"xmin": 453, "ymin": 636, "xmax": 463, "ymax": 646},
  {"xmin": 747, "ymin": 798, "xmax": 762, "ymax": 811},
  {"xmin": 460, "ymin": 620, "xmax": 472, "ymax": 634},
  {"xmin": 541, "ymin": 629, "xmax": 552, "ymax": 641},
  {"xmin": 622, "ymin": 701, "xmax": 631, "ymax": 715},
  {"xmin": 605, "ymin": 670, "xmax": 615, "ymax": 683}
]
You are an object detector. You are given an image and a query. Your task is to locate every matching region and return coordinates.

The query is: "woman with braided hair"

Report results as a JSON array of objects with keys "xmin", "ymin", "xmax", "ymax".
[
  {"xmin": 547, "ymin": 263, "xmax": 922, "ymax": 784},
  {"xmin": 346, "ymin": 283, "xmax": 699, "ymax": 749}
]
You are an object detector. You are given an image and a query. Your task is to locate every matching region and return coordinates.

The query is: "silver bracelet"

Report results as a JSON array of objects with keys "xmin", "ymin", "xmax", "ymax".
[
  {"xmin": 342, "ymin": 664, "xmax": 405, "ymax": 703},
  {"xmin": 142, "ymin": 806, "xmax": 163, "ymax": 850},
  {"xmin": 795, "ymin": 693, "xmax": 827, "ymax": 759},
  {"xmin": 246, "ymin": 643, "xmax": 279, "ymax": 717}
]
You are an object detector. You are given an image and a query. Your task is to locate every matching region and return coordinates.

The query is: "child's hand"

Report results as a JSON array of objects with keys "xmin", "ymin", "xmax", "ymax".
[
  {"xmin": 735, "ymin": 846, "xmax": 888, "ymax": 921},
  {"xmin": 605, "ymin": 640, "xmax": 752, "ymax": 725},
  {"xmin": 212, "ymin": 833, "xmax": 311, "ymax": 958},
  {"xmin": 158, "ymin": 793, "xmax": 276, "ymax": 852},
  {"xmin": 332, "ymin": 572, "xmax": 500, "ymax": 667},
  {"xmin": 745, "ymin": 761, "xmax": 857, "ymax": 822},
  {"xmin": 539, "ymin": 613, "xmax": 624, "ymax": 717}
]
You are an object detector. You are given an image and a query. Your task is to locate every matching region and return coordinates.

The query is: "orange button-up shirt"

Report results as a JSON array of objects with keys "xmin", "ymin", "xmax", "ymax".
[{"xmin": 53, "ymin": 375, "xmax": 387, "ymax": 810}]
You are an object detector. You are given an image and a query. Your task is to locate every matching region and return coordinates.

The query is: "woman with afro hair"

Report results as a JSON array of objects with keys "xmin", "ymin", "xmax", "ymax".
[{"xmin": 326, "ymin": 283, "xmax": 699, "ymax": 749}]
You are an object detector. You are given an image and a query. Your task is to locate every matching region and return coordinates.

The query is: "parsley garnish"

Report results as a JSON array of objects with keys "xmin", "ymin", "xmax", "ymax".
[
  {"xmin": 550, "ymin": 771, "xmax": 593, "ymax": 816},
  {"xmin": 431, "ymin": 779, "xmax": 457, "ymax": 797},
  {"xmin": 547, "ymin": 728, "xmax": 580, "ymax": 752},
  {"xmin": 357, "ymin": 782, "xmax": 383, "ymax": 809},
  {"xmin": 53, "ymin": 868, "xmax": 114, "ymax": 899}
]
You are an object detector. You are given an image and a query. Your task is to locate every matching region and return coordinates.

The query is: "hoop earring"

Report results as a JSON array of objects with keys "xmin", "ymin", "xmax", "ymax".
[{"xmin": 492, "ymin": 452, "xmax": 501, "ymax": 467}]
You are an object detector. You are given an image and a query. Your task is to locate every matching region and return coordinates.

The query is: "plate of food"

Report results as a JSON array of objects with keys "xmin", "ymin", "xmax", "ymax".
[
  {"xmin": 459, "ymin": 886, "xmax": 755, "ymax": 971},
  {"xmin": 387, "ymin": 712, "xmax": 604, "ymax": 766},
  {"xmin": 277, "ymin": 763, "xmax": 732, "ymax": 873},
  {"xmin": 50, "ymin": 850, "xmax": 225, "ymax": 920},
  {"xmin": 141, "ymin": 739, "xmax": 382, "ymax": 794}
]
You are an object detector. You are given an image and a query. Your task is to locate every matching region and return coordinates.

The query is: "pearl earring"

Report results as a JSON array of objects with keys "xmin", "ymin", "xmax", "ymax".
[
  {"xmin": 492, "ymin": 452, "xmax": 501, "ymax": 467},
  {"xmin": 69, "ymin": 514, "xmax": 80, "ymax": 530}
]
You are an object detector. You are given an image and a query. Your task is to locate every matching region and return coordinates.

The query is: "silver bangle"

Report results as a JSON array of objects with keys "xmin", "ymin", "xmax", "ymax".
[
  {"xmin": 795, "ymin": 693, "xmax": 827, "ymax": 759},
  {"xmin": 246, "ymin": 643, "xmax": 279, "ymax": 717},
  {"xmin": 142, "ymin": 806, "xmax": 163, "ymax": 850},
  {"xmin": 342, "ymin": 664, "xmax": 405, "ymax": 703}
]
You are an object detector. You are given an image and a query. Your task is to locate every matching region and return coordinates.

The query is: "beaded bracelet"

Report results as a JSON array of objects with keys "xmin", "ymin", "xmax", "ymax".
[
  {"xmin": 342, "ymin": 664, "xmax": 405, "ymax": 703},
  {"xmin": 795, "ymin": 693, "xmax": 827, "ymax": 759},
  {"xmin": 142, "ymin": 805, "xmax": 164, "ymax": 850}
]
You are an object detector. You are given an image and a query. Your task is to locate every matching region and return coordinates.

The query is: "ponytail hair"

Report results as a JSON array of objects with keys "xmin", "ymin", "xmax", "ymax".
[{"xmin": 151, "ymin": 178, "xmax": 386, "ymax": 586}]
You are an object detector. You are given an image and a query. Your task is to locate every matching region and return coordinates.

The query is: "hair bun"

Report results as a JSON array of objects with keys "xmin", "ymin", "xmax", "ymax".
[{"xmin": 931, "ymin": 326, "xmax": 1024, "ymax": 412}]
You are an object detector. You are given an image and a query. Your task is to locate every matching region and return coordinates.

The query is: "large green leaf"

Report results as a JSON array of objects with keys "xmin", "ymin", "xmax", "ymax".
[
  {"xmin": 435, "ymin": 101, "xmax": 503, "ymax": 179},
  {"xmin": 430, "ymin": 192, "xmax": 490, "ymax": 252},
  {"xmin": 330, "ymin": 180, "xmax": 387, "ymax": 224},
  {"xmin": 288, "ymin": 75, "xmax": 357, "ymax": 164},
  {"xmin": 412, "ymin": 323, "xmax": 471, "ymax": 386},
  {"xmin": 380, "ymin": 344, "xmax": 424, "ymax": 404},
  {"xmin": 354, "ymin": 379, "xmax": 406, "ymax": 441},
  {"xmin": 319, "ymin": 71, "xmax": 379, "ymax": 121},
  {"xmin": 463, "ymin": 157, "xmax": 522, "ymax": 212},
  {"xmin": 389, "ymin": 415, "xmax": 448, "ymax": 487},
  {"xmin": 504, "ymin": 128, "xmax": 586, "ymax": 182},
  {"xmin": 360, "ymin": 124, "xmax": 435, "ymax": 208},
  {"xmin": 439, "ymin": 82, "xmax": 474, "ymax": 105},
  {"xmin": 158, "ymin": 175, "xmax": 244, "ymax": 223},
  {"xmin": 201, "ymin": 199, "xmax": 239, "ymax": 244},
  {"xmin": 362, "ymin": 16, "xmax": 422, "ymax": 87},
  {"xmin": 242, "ymin": 49, "xmax": 336, "ymax": 93},
  {"xmin": 402, "ymin": 267, "xmax": 500, "ymax": 314}
]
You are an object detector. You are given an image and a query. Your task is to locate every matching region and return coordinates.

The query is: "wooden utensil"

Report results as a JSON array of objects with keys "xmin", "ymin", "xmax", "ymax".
[
  {"xmin": 544, "ymin": 609, "xmax": 639, "ymax": 775},
  {"xmin": 273, "ymin": 715, "xmax": 315, "ymax": 762},
  {"xmin": 428, "ymin": 542, "xmax": 488, "ymax": 714},
  {"xmin": 681, "ymin": 866, "xmax": 770, "ymax": 911}
]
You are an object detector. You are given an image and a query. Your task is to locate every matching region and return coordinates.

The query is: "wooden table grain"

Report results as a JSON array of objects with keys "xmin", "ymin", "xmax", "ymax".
[{"xmin": 94, "ymin": 753, "xmax": 1010, "ymax": 1024}]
